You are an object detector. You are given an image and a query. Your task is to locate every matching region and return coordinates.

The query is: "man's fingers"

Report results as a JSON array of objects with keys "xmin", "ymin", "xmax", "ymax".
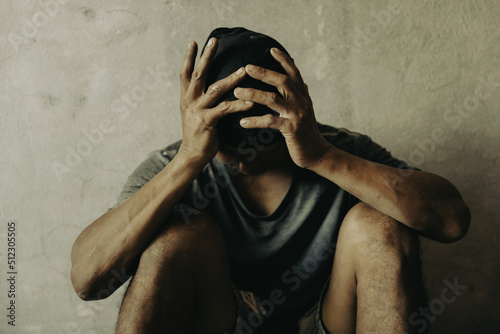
[
  {"xmin": 244, "ymin": 63, "xmax": 303, "ymax": 100},
  {"xmin": 243, "ymin": 48, "xmax": 305, "ymax": 90},
  {"xmin": 179, "ymin": 42, "xmax": 198, "ymax": 96},
  {"xmin": 205, "ymin": 100, "xmax": 254, "ymax": 125},
  {"xmin": 188, "ymin": 37, "xmax": 218, "ymax": 97},
  {"xmin": 244, "ymin": 65, "xmax": 290, "ymax": 91},
  {"xmin": 239, "ymin": 114, "xmax": 287, "ymax": 131},
  {"xmin": 270, "ymin": 47, "xmax": 305, "ymax": 86},
  {"xmin": 234, "ymin": 87, "xmax": 287, "ymax": 114},
  {"xmin": 201, "ymin": 67, "xmax": 247, "ymax": 107}
]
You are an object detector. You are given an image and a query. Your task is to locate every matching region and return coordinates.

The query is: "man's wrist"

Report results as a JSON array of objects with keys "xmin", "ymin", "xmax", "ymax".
[
  {"xmin": 175, "ymin": 148, "xmax": 212, "ymax": 170},
  {"xmin": 307, "ymin": 143, "xmax": 341, "ymax": 176}
]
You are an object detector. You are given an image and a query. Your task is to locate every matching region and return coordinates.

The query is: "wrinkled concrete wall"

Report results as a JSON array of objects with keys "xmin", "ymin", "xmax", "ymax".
[{"xmin": 0, "ymin": 1, "xmax": 498, "ymax": 333}]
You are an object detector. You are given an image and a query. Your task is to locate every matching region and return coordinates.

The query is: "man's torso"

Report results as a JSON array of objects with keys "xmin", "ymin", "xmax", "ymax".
[{"xmin": 114, "ymin": 124, "xmax": 415, "ymax": 329}]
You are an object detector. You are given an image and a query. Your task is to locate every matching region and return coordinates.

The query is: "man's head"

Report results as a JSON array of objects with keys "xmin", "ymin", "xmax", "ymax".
[{"xmin": 202, "ymin": 27, "xmax": 292, "ymax": 149}]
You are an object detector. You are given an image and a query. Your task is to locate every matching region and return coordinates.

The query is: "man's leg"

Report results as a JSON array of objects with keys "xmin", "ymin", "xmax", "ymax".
[
  {"xmin": 116, "ymin": 212, "xmax": 237, "ymax": 334},
  {"xmin": 321, "ymin": 203, "xmax": 426, "ymax": 334}
]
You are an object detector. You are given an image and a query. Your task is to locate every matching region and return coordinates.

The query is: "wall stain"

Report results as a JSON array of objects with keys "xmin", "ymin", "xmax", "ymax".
[
  {"xmin": 75, "ymin": 95, "xmax": 87, "ymax": 109},
  {"xmin": 82, "ymin": 7, "xmax": 96, "ymax": 20},
  {"xmin": 42, "ymin": 94, "xmax": 60, "ymax": 108}
]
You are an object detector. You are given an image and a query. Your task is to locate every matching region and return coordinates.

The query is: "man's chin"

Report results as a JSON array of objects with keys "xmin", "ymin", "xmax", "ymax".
[{"xmin": 234, "ymin": 161, "xmax": 265, "ymax": 176}]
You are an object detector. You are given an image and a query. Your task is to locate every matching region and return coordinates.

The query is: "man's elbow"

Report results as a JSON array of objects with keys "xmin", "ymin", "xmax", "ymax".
[
  {"xmin": 441, "ymin": 202, "xmax": 471, "ymax": 243},
  {"xmin": 70, "ymin": 243, "xmax": 96, "ymax": 300},
  {"xmin": 70, "ymin": 253, "xmax": 112, "ymax": 301},
  {"xmin": 71, "ymin": 266, "xmax": 98, "ymax": 301},
  {"xmin": 71, "ymin": 261, "xmax": 129, "ymax": 301}
]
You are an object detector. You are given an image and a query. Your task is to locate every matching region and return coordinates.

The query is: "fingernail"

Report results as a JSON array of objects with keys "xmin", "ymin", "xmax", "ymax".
[
  {"xmin": 236, "ymin": 67, "xmax": 244, "ymax": 75},
  {"xmin": 207, "ymin": 38, "xmax": 214, "ymax": 47},
  {"xmin": 240, "ymin": 119, "xmax": 249, "ymax": 126},
  {"xmin": 234, "ymin": 87, "xmax": 241, "ymax": 95},
  {"xmin": 187, "ymin": 42, "xmax": 192, "ymax": 49},
  {"xmin": 271, "ymin": 47, "xmax": 280, "ymax": 54},
  {"xmin": 244, "ymin": 100, "xmax": 252, "ymax": 105}
]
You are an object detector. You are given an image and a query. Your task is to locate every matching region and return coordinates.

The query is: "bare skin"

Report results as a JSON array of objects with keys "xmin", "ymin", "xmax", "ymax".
[
  {"xmin": 235, "ymin": 48, "xmax": 470, "ymax": 242},
  {"xmin": 217, "ymin": 139, "xmax": 295, "ymax": 215},
  {"xmin": 71, "ymin": 37, "xmax": 471, "ymax": 333},
  {"xmin": 321, "ymin": 202, "xmax": 425, "ymax": 334},
  {"xmin": 70, "ymin": 38, "xmax": 253, "ymax": 300},
  {"xmin": 115, "ymin": 213, "xmax": 237, "ymax": 334}
]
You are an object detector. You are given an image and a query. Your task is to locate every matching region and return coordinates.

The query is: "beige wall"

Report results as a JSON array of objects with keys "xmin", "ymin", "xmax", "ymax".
[{"xmin": 1, "ymin": 0, "xmax": 498, "ymax": 333}]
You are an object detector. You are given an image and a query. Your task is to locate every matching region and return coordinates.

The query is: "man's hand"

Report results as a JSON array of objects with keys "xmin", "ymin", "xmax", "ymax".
[
  {"xmin": 234, "ymin": 47, "xmax": 331, "ymax": 169},
  {"xmin": 179, "ymin": 38, "xmax": 254, "ymax": 164}
]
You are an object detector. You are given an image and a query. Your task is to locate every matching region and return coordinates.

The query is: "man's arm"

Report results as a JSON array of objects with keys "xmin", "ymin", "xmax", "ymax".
[
  {"xmin": 70, "ymin": 38, "xmax": 253, "ymax": 300},
  {"xmin": 236, "ymin": 47, "xmax": 470, "ymax": 243},
  {"xmin": 71, "ymin": 153, "xmax": 205, "ymax": 300},
  {"xmin": 310, "ymin": 147, "xmax": 471, "ymax": 242}
]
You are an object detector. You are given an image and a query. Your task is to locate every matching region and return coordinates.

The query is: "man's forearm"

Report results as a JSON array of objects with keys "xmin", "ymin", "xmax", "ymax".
[
  {"xmin": 310, "ymin": 145, "xmax": 470, "ymax": 242},
  {"xmin": 70, "ymin": 152, "xmax": 207, "ymax": 300}
]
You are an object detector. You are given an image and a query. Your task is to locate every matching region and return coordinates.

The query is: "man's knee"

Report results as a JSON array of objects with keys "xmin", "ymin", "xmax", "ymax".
[{"xmin": 339, "ymin": 202, "xmax": 420, "ymax": 258}]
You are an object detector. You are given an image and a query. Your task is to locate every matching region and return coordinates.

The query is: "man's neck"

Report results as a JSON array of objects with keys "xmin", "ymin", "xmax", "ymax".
[{"xmin": 230, "ymin": 156, "xmax": 295, "ymax": 216}]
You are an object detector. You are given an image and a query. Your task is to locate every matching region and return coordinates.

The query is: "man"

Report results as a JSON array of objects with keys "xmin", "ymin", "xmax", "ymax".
[{"xmin": 70, "ymin": 28, "xmax": 470, "ymax": 334}]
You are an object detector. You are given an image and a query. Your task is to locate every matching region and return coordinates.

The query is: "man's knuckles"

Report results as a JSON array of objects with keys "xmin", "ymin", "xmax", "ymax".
[
  {"xmin": 215, "ymin": 101, "xmax": 232, "ymax": 113},
  {"xmin": 268, "ymin": 91, "xmax": 281, "ymax": 105}
]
